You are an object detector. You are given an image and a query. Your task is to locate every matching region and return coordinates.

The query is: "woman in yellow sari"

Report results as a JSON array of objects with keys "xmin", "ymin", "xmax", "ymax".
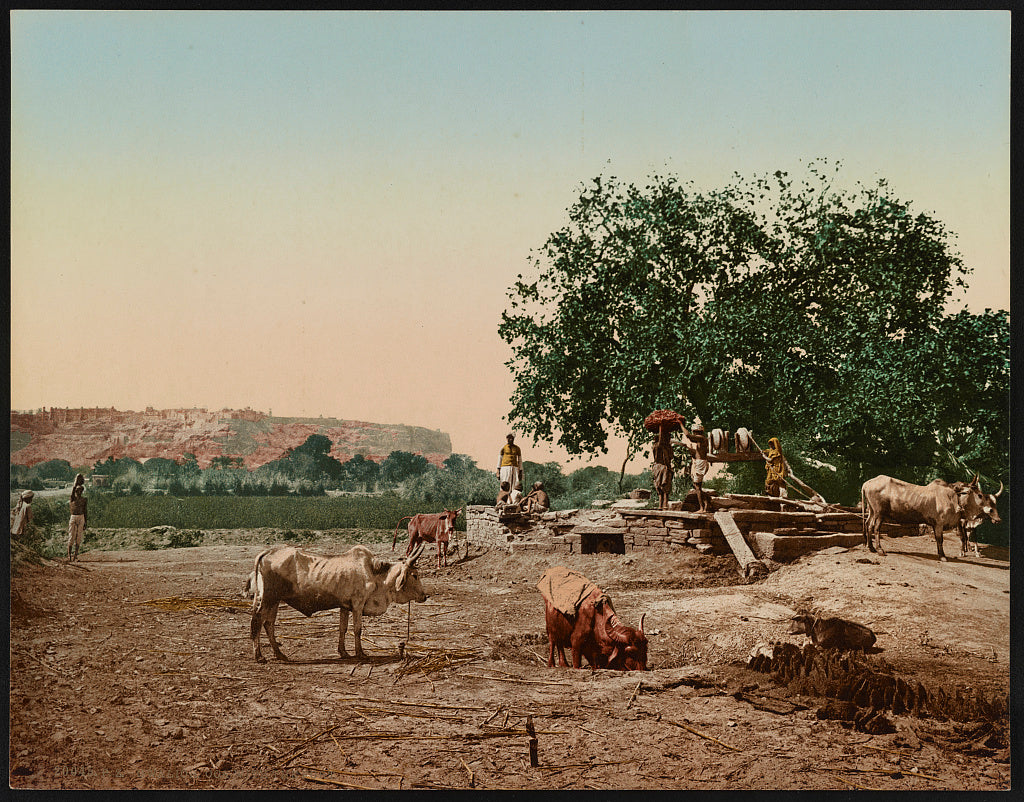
[{"xmin": 763, "ymin": 437, "xmax": 788, "ymax": 497}]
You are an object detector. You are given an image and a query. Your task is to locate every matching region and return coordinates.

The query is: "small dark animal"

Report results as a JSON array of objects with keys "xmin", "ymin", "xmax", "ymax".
[{"xmin": 789, "ymin": 615, "xmax": 876, "ymax": 651}]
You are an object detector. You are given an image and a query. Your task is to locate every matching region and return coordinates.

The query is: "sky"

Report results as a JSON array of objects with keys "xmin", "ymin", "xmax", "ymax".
[{"xmin": 10, "ymin": 10, "xmax": 1011, "ymax": 472}]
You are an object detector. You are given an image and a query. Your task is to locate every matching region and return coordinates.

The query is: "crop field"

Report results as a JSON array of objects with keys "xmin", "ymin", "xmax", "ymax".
[{"xmin": 24, "ymin": 494, "xmax": 463, "ymax": 534}]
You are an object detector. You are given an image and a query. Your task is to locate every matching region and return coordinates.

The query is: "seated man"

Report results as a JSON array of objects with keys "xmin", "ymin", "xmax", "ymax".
[
  {"xmin": 522, "ymin": 481, "xmax": 550, "ymax": 513},
  {"xmin": 509, "ymin": 481, "xmax": 524, "ymax": 506},
  {"xmin": 496, "ymin": 481, "xmax": 511, "ymax": 509}
]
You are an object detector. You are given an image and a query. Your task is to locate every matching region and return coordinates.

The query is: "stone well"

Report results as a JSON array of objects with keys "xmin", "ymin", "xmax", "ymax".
[{"xmin": 465, "ymin": 496, "xmax": 919, "ymax": 565}]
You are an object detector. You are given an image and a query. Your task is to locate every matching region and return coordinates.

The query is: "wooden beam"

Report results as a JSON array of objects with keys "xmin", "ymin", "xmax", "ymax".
[{"xmin": 713, "ymin": 511, "xmax": 768, "ymax": 578}]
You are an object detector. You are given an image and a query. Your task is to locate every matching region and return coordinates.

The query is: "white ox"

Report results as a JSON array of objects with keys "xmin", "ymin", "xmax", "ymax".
[
  {"xmin": 862, "ymin": 474, "xmax": 1003, "ymax": 561},
  {"xmin": 249, "ymin": 543, "xmax": 428, "ymax": 663},
  {"xmin": 861, "ymin": 475, "xmax": 962, "ymax": 561},
  {"xmin": 922, "ymin": 477, "xmax": 1003, "ymax": 558}
]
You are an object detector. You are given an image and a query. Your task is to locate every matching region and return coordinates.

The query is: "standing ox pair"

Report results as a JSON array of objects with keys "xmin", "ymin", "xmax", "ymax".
[{"xmin": 861, "ymin": 474, "xmax": 1003, "ymax": 561}]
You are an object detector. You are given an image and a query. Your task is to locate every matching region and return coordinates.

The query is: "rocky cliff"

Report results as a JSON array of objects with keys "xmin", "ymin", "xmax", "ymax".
[{"xmin": 9, "ymin": 407, "xmax": 452, "ymax": 470}]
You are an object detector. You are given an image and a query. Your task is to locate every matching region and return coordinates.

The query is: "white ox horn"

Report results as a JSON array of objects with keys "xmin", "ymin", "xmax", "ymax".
[
  {"xmin": 408, "ymin": 543, "xmax": 425, "ymax": 564},
  {"xmin": 994, "ymin": 481, "xmax": 1004, "ymax": 498},
  {"xmin": 639, "ymin": 613, "xmax": 646, "ymax": 635}
]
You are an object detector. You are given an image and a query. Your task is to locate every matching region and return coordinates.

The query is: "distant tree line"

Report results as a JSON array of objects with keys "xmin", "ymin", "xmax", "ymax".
[{"xmin": 10, "ymin": 435, "xmax": 648, "ymax": 511}]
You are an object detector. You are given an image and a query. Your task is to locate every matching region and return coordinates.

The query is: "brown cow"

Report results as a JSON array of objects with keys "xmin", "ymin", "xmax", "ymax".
[
  {"xmin": 249, "ymin": 543, "xmax": 427, "ymax": 663},
  {"xmin": 538, "ymin": 568, "xmax": 648, "ymax": 671},
  {"xmin": 392, "ymin": 509, "xmax": 462, "ymax": 567}
]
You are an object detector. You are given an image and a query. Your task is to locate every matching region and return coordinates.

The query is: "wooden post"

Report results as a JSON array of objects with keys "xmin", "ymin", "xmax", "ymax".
[
  {"xmin": 526, "ymin": 715, "xmax": 539, "ymax": 767},
  {"xmin": 714, "ymin": 510, "xmax": 768, "ymax": 578}
]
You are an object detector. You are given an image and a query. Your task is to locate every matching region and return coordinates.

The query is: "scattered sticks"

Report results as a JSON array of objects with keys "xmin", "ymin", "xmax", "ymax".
[
  {"xmin": 829, "ymin": 773, "xmax": 879, "ymax": 791},
  {"xmin": 302, "ymin": 775, "xmax": 374, "ymax": 790},
  {"xmin": 458, "ymin": 672, "xmax": 572, "ymax": 687},
  {"xmin": 272, "ymin": 723, "xmax": 341, "ymax": 766},
  {"xmin": 666, "ymin": 719, "xmax": 741, "ymax": 752},
  {"xmin": 136, "ymin": 596, "xmax": 242, "ymax": 611}
]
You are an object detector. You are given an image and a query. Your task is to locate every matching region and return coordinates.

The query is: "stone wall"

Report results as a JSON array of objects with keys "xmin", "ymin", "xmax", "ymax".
[
  {"xmin": 466, "ymin": 505, "xmax": 627, "ymax": 554},
  {"xmin": 466, "ymin": 501, "xmax": 921, "ymax": 560}
]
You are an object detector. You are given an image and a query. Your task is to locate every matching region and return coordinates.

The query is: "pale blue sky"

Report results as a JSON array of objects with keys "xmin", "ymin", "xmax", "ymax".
[{"xmin": 11, "ymin": 11, "xmax": 1010, "ymax": 470}]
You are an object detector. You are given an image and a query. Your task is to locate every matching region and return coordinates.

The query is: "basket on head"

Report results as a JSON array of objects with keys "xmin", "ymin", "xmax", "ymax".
[{"xmin": 644, "ymin": 409, "xmax": 686, "ymax": 433}]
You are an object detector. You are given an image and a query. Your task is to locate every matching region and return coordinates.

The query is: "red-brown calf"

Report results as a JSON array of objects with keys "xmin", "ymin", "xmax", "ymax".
[{"xmin": 392, "ymin": 509, "xmax": 462, "ymax": 567}]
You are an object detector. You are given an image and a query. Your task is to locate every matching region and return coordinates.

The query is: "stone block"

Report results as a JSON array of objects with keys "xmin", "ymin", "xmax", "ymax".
[
  {"xmin": 619, "ymin": 510, "xmax": 709, "ymax": 524},
  {"xmin": 749, "ymin": 531, "xmax": 863, "ymax": 561},
  {"xmin": 573, "ymin": 524, "xmax": 627, "ymax": 535},
  {"xmin": 816, "ymin": 512, "xmax": 862, "ymax": 526},
  {"xmin": 728, "ymin": 509, "xmax": 817, "ymax": 526}
]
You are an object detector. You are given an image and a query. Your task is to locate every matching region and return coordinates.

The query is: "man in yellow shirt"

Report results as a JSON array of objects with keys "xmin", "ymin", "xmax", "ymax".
[{"xmin": 496, "ymin": 433, "xmax": 522, "ymax": 491}]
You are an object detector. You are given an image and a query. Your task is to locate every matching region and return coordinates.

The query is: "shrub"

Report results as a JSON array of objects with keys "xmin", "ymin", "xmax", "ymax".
[{"xmin": 168, "ymin": 528, "xmax": 204, "ymax": 548}]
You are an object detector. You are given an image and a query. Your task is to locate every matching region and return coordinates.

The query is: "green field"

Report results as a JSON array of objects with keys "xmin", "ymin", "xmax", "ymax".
[{"xmin": 26, "ymin": 493, "xmax": 463, "ymax": 532}]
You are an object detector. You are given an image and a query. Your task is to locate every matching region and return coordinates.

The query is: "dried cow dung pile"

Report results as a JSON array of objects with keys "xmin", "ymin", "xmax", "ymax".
[{"xmin": 748, "ymin": 643, "xmax": 1008, "ymax": 725}]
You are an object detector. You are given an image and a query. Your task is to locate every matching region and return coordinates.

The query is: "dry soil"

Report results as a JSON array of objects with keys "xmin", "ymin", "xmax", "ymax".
[{"xmin": 9, "ymin": 530, "xmax": 1010, "ymax": 790}]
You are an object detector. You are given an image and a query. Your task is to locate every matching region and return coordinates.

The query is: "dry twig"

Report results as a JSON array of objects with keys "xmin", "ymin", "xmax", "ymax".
[
  {"xmin": 829, "ymin": 773, "xmax": 879, "ymax": 791},
  {"xmin": 626, "ymin": 679, "xmax": 643, "ymax": 709},
  {"xmin": 302, "ymin": 775, "xmax": 374, "ymax": 790},
  {"xmin": 458, "ymin": 672, "xmax": 571, "ymax": 687},
  {"xmin": 273, "ymin": 723, "xmax": 341, "ymax": 765},
  {"xmin": 666, "ymin": 719, "xmax": 741, "ymax": 752},
  {"xmin": 460, "ymin": 758, "xmax": 475, "ymax": 788}
]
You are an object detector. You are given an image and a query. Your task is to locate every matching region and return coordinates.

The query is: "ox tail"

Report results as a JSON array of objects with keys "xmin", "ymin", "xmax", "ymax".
[
  {"xmin": 392, "ymin": 517, "xmax": 415, "ymax": 550},
  {"xmin": 249, "ymin": 549, "xmax": 271, "ymax": 640}
]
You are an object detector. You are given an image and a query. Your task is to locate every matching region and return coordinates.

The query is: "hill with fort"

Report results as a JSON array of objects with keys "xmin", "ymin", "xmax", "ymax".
[{"xmin": 9, "ymin": 407, "xmax": 452, "ymax": 470}]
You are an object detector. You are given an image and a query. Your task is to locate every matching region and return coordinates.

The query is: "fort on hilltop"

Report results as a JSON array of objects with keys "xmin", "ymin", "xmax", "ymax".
[{"xmin": 9, "ymin": 407, "xmax": 452, "ymax": 470}]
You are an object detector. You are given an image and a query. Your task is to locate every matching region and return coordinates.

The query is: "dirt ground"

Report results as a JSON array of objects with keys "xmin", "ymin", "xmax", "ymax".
[{"xmin": 9, "ymin": 529, "xmax": 1011, "ymax": 790}]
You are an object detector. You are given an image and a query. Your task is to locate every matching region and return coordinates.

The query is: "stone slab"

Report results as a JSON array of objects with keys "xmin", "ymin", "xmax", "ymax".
[
  {"xmin": 572, "ymin": 525, "xmax": 628, "ymax": 535},
  {"xmin": 618, "ymin": 509, "xmax": 710, "ymax": 524},
  {"xmin": 749, "ymin": 531, "xmax": 864, "ymax": 561},
  {"xmin": 727, "ymin": 509, "xmax": 817, "ymax": 525}
]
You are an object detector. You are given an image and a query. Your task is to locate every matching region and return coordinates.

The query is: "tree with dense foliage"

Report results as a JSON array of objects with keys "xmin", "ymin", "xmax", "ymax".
[
  {"xmin": 33, "ymin": 459, "xmax": 75, "ymax": 481},
  {"xmin": 141, "ymin": 457, "xmax": 180, "ymax": 478},
  {"xmin": 402, "ymin": 454, "xmax": 496, "ymax": 507},
  {"xmin": 381, "ymin": 450, "xmax": 430, "ymax": 486},
  {"xmin": 499, "ymin": 162, "xmax": 1008, "ymax": 492},
  {"xmin": 520, "ymin": 461, "xmax": 568, "ymax": 499},
  {"xmin": 93, "ymin": 456, "xmax": 144, "ymax": 479},
  {"xmin": 341, "ymin": 454, "xmax": 381, "ymax": 492}
]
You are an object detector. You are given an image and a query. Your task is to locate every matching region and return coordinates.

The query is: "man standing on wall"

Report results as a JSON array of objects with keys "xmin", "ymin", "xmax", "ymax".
[{"xmin": 496, "ymin": 433, "xmax": 522, "ymax": 492}]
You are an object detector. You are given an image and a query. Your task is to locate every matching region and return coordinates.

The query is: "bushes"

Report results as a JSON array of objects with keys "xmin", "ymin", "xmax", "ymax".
[{"xmin": 167, "ymin": 528, "xmax": 204, "ymax": 548}]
